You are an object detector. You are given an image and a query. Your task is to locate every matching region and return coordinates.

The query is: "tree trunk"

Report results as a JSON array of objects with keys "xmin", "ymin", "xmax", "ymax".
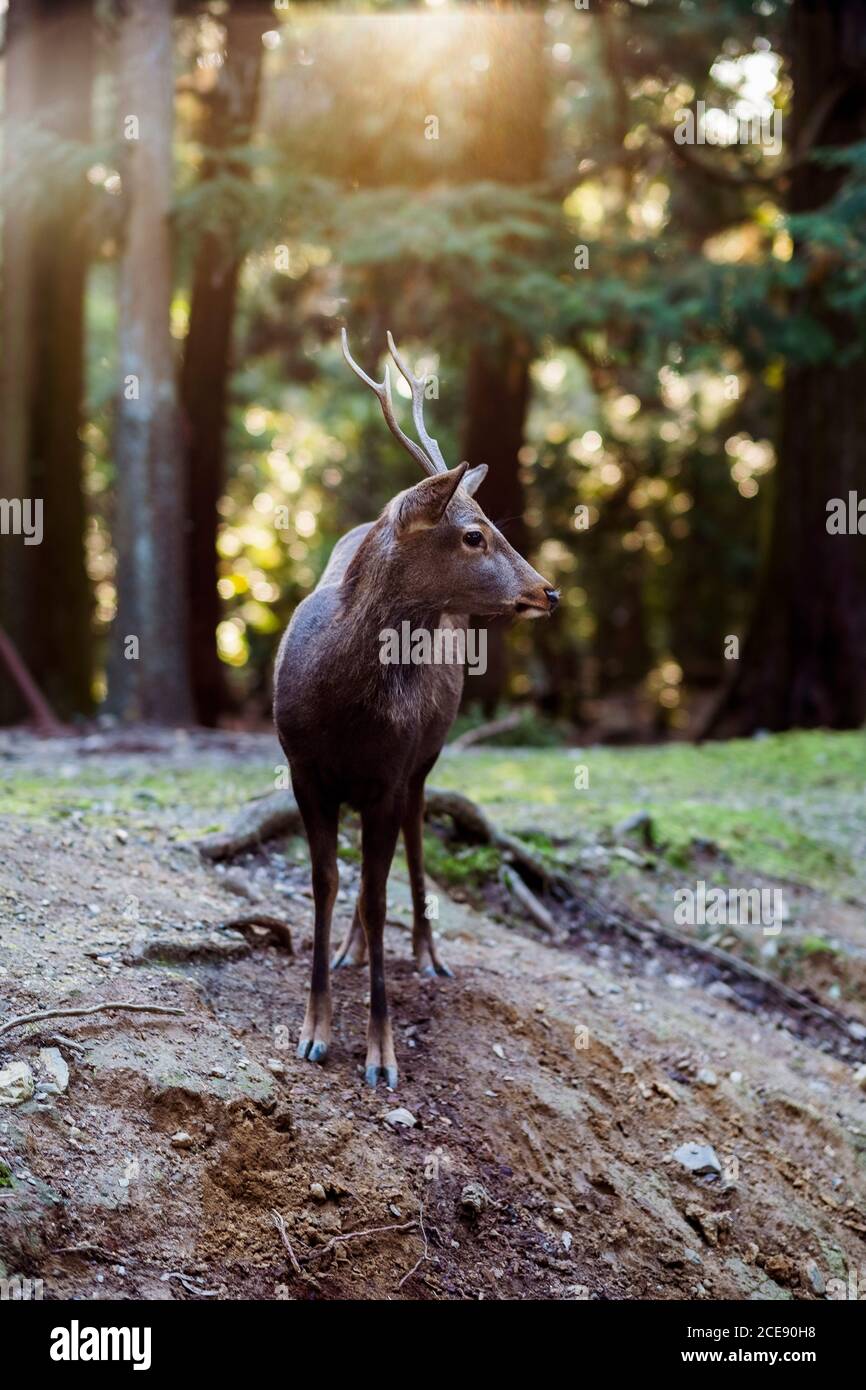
[
  {"xmin": 108, "ymin": 0, "xmax": 193, "ymax": 724},
  {"xmin": 29, "ymin": 0, "xmax": 95, "ymax": 719},
  {"xmin": 707, "ymin": 0, "xmax": 866, "ymax": 736},
  {"xmin": 0, "ymin": 0, "xmax": 39, "ymax": 722},
  {"xmin": 461, "ymin": 335, "xmax": 532, "ymax": 715},
  {"xmin": 181, "ymin": 2, "xmax": 265, "ymax": 726},
  {"xmin": 0, "ymin": 0, "xmax": 94, "ymax": 723},
  {"xmin": 458, "ymin": 8, "xmax": 547, "ymax": 714}
]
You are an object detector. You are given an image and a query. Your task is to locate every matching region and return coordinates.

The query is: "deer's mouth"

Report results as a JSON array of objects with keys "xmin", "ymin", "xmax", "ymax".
[{"xmin": 513, "ymin": 600, "xmax": 549, "ymax": 619}]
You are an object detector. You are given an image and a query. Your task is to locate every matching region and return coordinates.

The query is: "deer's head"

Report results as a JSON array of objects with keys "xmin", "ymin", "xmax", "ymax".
[{"xmin": 342, "ymin": 330, "xmax": 559, "ymax": 620}]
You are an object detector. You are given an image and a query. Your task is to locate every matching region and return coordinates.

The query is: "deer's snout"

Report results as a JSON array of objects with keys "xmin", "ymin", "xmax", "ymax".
[{"xmin": 513, "ymin": 580, "xmax": 559, "ymax": 619}]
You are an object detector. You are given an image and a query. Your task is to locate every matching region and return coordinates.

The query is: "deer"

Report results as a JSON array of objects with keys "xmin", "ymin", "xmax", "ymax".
[{"xmin": 273, "ymin": 330, "xmax": 558, "ymax": 1088}]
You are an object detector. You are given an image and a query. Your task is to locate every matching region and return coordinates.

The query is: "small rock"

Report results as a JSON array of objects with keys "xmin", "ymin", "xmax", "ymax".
[
  {"xmin": 38, "ymin": 1048, "xmax": 70, "ymax": 1094},
  {"xmin": 807, "ymin": 1262, "xmax": 825, "ymax": 1295},
  {"xmin": 492, "ymin": 1044, "xmax": 506, "ymax": 1060},
  {"xmin": 853, "ymin": 1063, "xmax": 866, "ymax": 1091},
  {"xmin": 384, "ymin": 1107, "xmax": 416, "ymax": 1130},
  {"xmin": 562, "ymin": 1231, "xmax": 573, "ymax": 1252},
  {"xmin": 673, "ymin": 1142, "xmax": 722, "ymax": 1176},
  {"xmin": 696, "ymin": 1068, "xmax": 718, "ymax": 1087},
  {"xmin": 170, "ymin": 1130, "xmax": 194, "ymax": 1149},
  {"xmin": 459, "ymin": 1181, "xmax": 489, "ymax": 1218},
  {"xmin": 309, "ymin": 1182, "xmax": 327, "ymax": 1202},
  {"xmin": 114, "ymin": 828, "xmax": 128, "ymax": 845},
  {"xmin": 684, "ymin": 1203, "xmax": 729, "ymax": 1247},
  {"xmin": 266, "ymin": 1058, "xmax": 286, "ymax": 1076},
  {"xmin": 0, "ymin": 1061, "xmax": 35, "ymax": 1106},
  {"xmin": 849, "ymin": 1022, "xmax": 866, "ymax": 1042}
]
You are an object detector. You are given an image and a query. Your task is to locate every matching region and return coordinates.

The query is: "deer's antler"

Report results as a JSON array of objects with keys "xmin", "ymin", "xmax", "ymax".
[{"xmin": 340, "ymin": 328, "xmax": 446, "ymax": 477}]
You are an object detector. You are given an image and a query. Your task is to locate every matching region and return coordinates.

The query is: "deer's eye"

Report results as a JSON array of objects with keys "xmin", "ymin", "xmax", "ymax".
[{"xmin": 463, "ymin": 529, "xmax": 485, "ymax": 549}]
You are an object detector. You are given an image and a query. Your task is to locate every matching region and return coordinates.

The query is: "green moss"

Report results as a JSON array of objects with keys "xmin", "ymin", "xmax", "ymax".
[
  {"xmin": 433, "ymin": 730, "xmax": 866, "ymax": 896},
  {"xmin": 0, "ymin": 1160, "xmax": 14, "ymax": 1189},
  {"xmin": 423, "ymin": 835, "xmax": 502, "ymax": 887},
  {"xmin": 796, "ymin": 936, "xmax": 840, "ymax": 959}
]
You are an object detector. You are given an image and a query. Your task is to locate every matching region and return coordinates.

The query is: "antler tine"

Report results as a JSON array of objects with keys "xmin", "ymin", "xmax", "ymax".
[
  {"xmin": 386, "ymin": 331, "xmax": 449, "ymax": 474},
  {"xmin": 340, "ymin": 329, "xmax": 437, "ymax": 477}
]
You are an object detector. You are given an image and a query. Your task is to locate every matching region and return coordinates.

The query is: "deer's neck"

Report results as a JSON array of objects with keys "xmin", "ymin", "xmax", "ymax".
[{"xmin": 333, "ymin": 555, "xmax": 454, "ymax": 722}]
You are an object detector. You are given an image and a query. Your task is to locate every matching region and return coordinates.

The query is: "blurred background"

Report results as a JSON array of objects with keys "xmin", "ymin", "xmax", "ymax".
[{"xmin": 1, "ymin": 0, "xmax": 865, "ymax": 743}]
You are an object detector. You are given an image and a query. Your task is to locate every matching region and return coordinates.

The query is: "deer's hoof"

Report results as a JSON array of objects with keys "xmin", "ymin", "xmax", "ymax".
[
  {"xmin": 297, "ymin": 1038, "xmax": 329, "ymax": 1064},
  {"xmin": 331, "ymin": 950, "xmax": 361, "ymax": 971},
  {"xmin": 365, "ymin": 1064, "xmax": 398, "ymax": 1090},
  {"xmin": 422, "ymin": 960, "xmax": 454, "ymax": 979}
]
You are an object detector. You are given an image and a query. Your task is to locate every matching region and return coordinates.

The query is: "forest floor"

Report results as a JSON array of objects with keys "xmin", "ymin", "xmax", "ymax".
[{"xmin": 1, "ymin": 726, "xmax": 865, "ymax": 1302}]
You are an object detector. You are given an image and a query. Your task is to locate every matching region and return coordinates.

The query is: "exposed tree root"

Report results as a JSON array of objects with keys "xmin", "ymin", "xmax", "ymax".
[
  {"xmin": 197, "ymin": 791, "xmax": 303, "ymax": 861},
  {"xmin": 196, "ymin": 785, "xmax": 865, "ymax": 1059},
  {"xmin": 216, "ymin": 913, "xmax": 294, "ymax": 954},
  {"xmin": 0, "ymin": 1000, "xmax": 185, "ymax": 1039}
]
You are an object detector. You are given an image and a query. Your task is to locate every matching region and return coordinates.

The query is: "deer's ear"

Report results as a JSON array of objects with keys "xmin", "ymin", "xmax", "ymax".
[
  {"xmin": 395, "ymin": 463, "xmax": 468, "ymax": 533},
  {"xmin": 461, "ymin": 463, "xmax": 487, "ymax": 497}
]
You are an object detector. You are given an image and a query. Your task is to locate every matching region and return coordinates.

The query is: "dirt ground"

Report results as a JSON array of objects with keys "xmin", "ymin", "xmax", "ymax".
[{"xmin": 1, "ymin": 731, "xmax": 865, "ymax": 1301}]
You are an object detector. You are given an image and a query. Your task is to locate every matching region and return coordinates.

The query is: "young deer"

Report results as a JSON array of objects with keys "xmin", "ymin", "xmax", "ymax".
[{"xmin": 274, "ymin": 331, "xmax": 558, "ymax": 1087}]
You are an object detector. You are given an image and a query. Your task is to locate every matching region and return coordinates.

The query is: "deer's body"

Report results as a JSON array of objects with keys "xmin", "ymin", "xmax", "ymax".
[{"xmin": 274, "ymin": 332, "xmax": 557, "ymax": 1087}]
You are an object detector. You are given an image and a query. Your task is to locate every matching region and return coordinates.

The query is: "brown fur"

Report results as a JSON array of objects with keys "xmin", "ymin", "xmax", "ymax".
[{"xmin": 274, "ymin": 459, "xmax": 557, "ymax": 1087}]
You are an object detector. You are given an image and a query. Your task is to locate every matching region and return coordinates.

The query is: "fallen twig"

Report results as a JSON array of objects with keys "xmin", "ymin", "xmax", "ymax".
[
  {"xmin": 307, "ymin": 1219, "xmax": 419, "ymax": 1262},
  {"xmin": 397, "ymin": 1204, "xmax": 429, "ymax": 1290},
  {"xmin": 0, "ymin": 1001, "xmax": 186, "ymax": 1038},
  {"xmin": 271, "ymin": 1210, "xmax": 303, "ymax": 1277},
  {"xmin": 164, "ymin": 1271, "xmax": 220, "ymax": 1298},
  {"xmin": 501, "ymin": 865, "xmax": 556, "ymax": 935},
  {"xmin": 450, "ymin": 711, "xmax": 522, "ymax": 750},
  {"xmin": 53, "ymin": 1243, "xmax": 129, "ymax": 1262},
  {"xmin": 271, "ymin": 1207, "xmax": 418, "ymax": 1273}
]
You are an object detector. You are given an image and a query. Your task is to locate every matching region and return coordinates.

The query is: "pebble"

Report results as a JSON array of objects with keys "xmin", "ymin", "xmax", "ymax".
[
  {"xmin": 309, "ymin": 1182, "xmax": 327, "ymax": 1202},
  {"xmin": 459, "ymin": 1181, "xmax": 489, "ymax": 1218},
  {"xmin": 673, "ymin": 1142, "xmax": 722, "ymax": 1176},
  {"xmin": 170, "ymin": 1131, "xmax": 194, "ymax": 1149},
  {"xmin": 384, "ymin": 1107, "xmax": 417, "ymax": 1129}
]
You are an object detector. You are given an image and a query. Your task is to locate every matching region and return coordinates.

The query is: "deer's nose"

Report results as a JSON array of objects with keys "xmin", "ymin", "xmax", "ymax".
[{"xmin": 544, "ymin": 588, "xmax": 559, "ymax": 610}]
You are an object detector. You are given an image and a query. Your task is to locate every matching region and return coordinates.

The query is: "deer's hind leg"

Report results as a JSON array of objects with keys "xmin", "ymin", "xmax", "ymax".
[
  {"xmin": 294, "ymin": 783, "xmax": 339, "ymax": 1065},
  {"xmin": 403, "ymin": 771, "xmax": 452, "ymax": 978},
  {"xmin": 332, "ymin": 900, "xmax": 368, "ymax": 970},
  {"xmin": 359, "ymin": 800, "xmax": 403, "ymax": 1088}
]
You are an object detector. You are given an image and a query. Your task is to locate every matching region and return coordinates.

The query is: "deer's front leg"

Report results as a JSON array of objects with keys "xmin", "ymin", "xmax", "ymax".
[
  {"xmin": 359, "ymin": 804, "xmax": 402, "ymax": 1088},
  {"xmin": 295, "ymin": 789, "xmax": 339, "ymax": 1064}
]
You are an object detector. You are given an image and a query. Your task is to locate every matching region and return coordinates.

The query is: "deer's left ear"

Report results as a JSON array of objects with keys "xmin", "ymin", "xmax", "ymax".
[
  {"xmin": 395, "ymin": 463, "xmax": 468, "ymax": 533},
  {"xmin": 461, "ymin": 463, "xmax": 487, "ymax": 497}
]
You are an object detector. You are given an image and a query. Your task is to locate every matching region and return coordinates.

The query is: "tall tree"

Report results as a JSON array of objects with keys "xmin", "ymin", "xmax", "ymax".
[
  {"xmin": 459, "ymin": 7, "xmax": 547, "ymax": 714},
  {"xmin": 181, "ymin": 0, "xmax": 265, "ymax": 726},
  {"xmin": 0, "ymin": 0, "xmax": 94, "ymax": 722},
  {"xmin": 708, "ymin": 0, "xmax": 866, "ymax": 734},
  {"xmin": 0, "ymin": 0, "xmax": 39, "ymax": 722},
  {"xmin": 108, "ymin": 0, "xmax": 193, "ymax": 723}
]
